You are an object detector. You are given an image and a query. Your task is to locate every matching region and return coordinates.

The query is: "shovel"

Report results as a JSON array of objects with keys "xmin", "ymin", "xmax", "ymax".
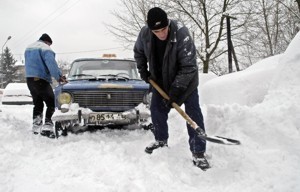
[{"xmin": 149, "ymin": 79, "xmax": 241, "ymax": 145}]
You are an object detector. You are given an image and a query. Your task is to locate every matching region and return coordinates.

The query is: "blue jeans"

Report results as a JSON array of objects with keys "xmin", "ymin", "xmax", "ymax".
[{"xmin": 150, "ymin": 88, "xmax": 206, "ymax": 153}]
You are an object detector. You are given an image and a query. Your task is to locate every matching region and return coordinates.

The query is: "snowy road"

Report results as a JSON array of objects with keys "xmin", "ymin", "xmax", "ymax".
[{"xmin": 0, "ymin": 102, "xmax": 299, "ymax": 192}]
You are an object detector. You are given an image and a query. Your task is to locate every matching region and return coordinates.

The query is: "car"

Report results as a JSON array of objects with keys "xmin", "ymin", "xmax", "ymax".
[
  {"xmin": 1, "ymin": 83, "xmax": 33, "ymax": 105},
  {"xmin": 52, "ymin": 57, "xmax": 151, "ymax": 136}
]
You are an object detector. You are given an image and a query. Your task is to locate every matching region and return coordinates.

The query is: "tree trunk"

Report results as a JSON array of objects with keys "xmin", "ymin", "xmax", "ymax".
[{"xmin": 203, "ymin": 59, "xmax": 209, "ymax": 73}]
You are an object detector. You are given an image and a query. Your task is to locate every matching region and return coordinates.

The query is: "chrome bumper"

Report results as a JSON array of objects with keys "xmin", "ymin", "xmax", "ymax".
[{"xmin": 52, "ymin": 104, "xmax": 150, "ymax": 126}]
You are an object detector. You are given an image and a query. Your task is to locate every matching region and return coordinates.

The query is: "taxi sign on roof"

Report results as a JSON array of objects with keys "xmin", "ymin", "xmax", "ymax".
[{"xmin": 102, "ymin": 54, "xmax": 116, "ymax": 58}]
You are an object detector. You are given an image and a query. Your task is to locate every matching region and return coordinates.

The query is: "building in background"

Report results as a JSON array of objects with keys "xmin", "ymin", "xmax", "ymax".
[{"xmin": 14, "ymin": 61, "xmax": 26, "ymax": 83}]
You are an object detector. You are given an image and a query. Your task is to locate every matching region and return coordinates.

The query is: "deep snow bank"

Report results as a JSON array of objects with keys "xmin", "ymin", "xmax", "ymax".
[
  {"xmin": 203, "ymin": 32, "xmax": 300, "ymax": 192},
  {"xmin": 201, "ymin": 55, "xmax": 282, "ymax": 106}
]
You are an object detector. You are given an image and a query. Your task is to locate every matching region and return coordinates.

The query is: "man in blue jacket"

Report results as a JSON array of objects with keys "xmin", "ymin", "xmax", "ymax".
[
  {"xmin": 25, "ymin": 33, "xmax": 66, "ymax": 138},
  {"xmin": 134, "ymin": 7, "xmax": 209, "ymax": 170}
]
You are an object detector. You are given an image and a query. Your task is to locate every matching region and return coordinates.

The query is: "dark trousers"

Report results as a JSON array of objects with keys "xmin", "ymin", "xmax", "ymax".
[
  {"xmin": 150, "ymin": 88, "xmax": 206, "ymax": 153},
  {"xmin": 26, "ymin": 78, "xmax": 55, "ymax": 124}
]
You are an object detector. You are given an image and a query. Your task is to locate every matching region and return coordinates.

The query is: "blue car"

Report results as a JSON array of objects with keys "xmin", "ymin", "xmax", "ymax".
[{"xmin": 52, "ymin": 58, "xmax": 151, "ymax": 135}]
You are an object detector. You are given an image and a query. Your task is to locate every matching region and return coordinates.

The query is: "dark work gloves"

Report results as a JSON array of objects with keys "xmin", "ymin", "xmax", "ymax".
[
  {"xmin": 166, "ymin": 86, "xmax": 183, "ymax": 108},
  {"xmin": 140, "ymin": 71, "xmax": 151, "ymax": 83},
  {"xmin": 165, "ymin": 98, "xmax": 176, "ymax": 108}
]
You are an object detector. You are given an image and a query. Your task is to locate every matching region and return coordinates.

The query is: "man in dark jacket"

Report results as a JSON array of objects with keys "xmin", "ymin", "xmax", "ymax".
[
  {"xmin": 134, "ymin": 7, "xmax": 209, "ymax": 170},
  {"xmin": 25, "ymin": 33, "xmax": 67, "ymax": 138}
]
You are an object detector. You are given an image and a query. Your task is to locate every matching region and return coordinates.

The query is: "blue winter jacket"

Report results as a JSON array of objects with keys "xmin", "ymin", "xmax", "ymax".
[{"xmin": 25, "ymin": 40, "xmax": 62, "ymax": 83}]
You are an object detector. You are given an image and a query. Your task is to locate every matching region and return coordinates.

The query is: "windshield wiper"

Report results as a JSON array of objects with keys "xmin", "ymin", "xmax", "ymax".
[
  {"xmin": 70, "ymin": 74, "xmax": 97, "ymax": 80},
  {"xmin": 97, "ymin": 74, "xmax": 130, "ymax": 80},
  {"xmin": 71, "ymin": 74, "xmax": 95, "ymax": 77}
]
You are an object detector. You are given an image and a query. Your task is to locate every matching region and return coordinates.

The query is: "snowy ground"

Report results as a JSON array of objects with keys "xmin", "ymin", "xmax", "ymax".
[{"xmin": 1, "ymin": 34, "xmax": 300, "ymax": 192}]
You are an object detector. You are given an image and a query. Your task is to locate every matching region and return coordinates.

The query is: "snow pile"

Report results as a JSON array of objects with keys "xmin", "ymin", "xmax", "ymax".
[
  {"xmin": 200, "ymin": 54, "xmax": 282, "ymax": 106},
  {"xmin": 203, "ymin": 32, "xmax": 300, "ymax": 192}
]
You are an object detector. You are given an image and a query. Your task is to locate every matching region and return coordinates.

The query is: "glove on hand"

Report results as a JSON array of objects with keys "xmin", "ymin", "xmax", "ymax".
[
  {"xmin": 165, "ymin": 98, "xmax": 176, "ymax": 108},
  {"xmin": 140, "ymin": 71, "xmax": 151, "ymax": 83},
  {"xmin": 58, "ymin": 75, "xmax": 68, "ymax": 84},
  {"xmin": 166, "ymin": 86, "xmax": 182, "ymax": 108}
]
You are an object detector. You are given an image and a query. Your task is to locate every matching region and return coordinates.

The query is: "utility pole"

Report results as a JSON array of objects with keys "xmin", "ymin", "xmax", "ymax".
[{"xmin": 223, "ymin": 14, "xmax": 239, "ymax": 73}]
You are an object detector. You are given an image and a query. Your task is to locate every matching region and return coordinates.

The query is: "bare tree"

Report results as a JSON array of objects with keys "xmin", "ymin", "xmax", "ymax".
[
  {"xmin": 237, "ymin": 0, "xmax": 299, "ymax": 67},
  {"xmin": 108, "ymin": 0, "xmax": 245, "ymax": 73},
  {"xmin": 57, "ymin": 59, "xmax": 70, "ymax": 75},
  {"xmin": 167, "ymin": 0, "xmax": 227, "ymax": 73},
  {"xmin": 278, "ymin": 0, "xmax": 300, "ymax": 19},
  {"xmin": 106, "ymin": 0, "xmax": 155, "ymax": 49},
  {"xmin": 108, "ymin": 0, "xmax": 299, "ymax": 75}
]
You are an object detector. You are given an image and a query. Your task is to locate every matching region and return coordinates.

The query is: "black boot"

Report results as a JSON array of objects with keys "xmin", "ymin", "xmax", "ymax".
[
  {"xmin": 145, "ymin": 140, "xmax": 168, "ymax": 154},
  {"xmin": 41, "ymin": 120, "xmax": 55, "ymax": 139},
  {"xmin": 192, "ymin": 152, "xmax": 210, "ymax": 171}
]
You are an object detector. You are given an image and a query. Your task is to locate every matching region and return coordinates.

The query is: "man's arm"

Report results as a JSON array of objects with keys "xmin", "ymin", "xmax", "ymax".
[
  {"xmin": 134, "ymin": 28, "xmax": 150, "ymax": 82},
  {"xmin": 43, "ymin": 49, "xmax": 62, "ymax": 82},
  {"xmin": 172, "ymin": 26, "xmax": 198, "ymax": 90}
]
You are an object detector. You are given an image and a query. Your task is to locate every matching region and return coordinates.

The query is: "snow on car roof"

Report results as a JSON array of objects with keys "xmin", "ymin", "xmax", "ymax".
[
  {"xmin": 2, "ymin": 83, "xmax": 31, "ymax": 97},
  {"xmin": 4, "ymin": 83, "xmax": 28, "ymax": 90},
  {"xmin": 1, "ymin": 83, "xmax": 32, "ymax": 104}
]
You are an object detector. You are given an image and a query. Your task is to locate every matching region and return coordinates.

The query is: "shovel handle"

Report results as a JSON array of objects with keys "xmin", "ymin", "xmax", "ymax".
[{"xmin": 149, "ymin": 79, "xmax": 199, "ymax": 130}]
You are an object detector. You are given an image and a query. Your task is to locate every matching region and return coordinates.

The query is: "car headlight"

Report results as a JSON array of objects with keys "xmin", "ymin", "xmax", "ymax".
[
  {"xmin": 143, "ymin": 91, "xmax": 152, "ymax": 104},
  {"xmin": 58, "ymin": 92, "xmax": 72, "ymax": 105}
]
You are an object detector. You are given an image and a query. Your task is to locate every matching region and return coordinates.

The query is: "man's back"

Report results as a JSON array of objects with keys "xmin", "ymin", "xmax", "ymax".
[{"xmin": 25, "ymin": 40, "xmax": 60, "ymax": 83}]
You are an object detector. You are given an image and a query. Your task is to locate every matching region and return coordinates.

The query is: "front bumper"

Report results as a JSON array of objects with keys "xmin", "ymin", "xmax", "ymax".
[{"xmin": 52, "ymin": 103, "xmax": 151, "ymax": 127}]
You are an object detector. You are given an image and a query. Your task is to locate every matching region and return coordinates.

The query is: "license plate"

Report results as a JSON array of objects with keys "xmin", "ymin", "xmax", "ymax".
[{"xmin": 89, "ymin": 113, "xmax": 125, "ymax": 124}]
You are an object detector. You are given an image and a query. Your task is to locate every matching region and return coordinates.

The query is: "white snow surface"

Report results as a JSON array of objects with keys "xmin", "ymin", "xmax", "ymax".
[{"xmin": 1, "ymin": 32, "xmax": 300, "ymax": 191}]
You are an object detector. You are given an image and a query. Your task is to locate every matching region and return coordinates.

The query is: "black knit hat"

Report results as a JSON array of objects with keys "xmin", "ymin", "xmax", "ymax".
[
  {"xmin": 147, "ymin": 7, "xmax": 169, "ymax": 30},
  {"xmin": 39, "ymin": 33, "xmax": 52, "ymax": 44}
]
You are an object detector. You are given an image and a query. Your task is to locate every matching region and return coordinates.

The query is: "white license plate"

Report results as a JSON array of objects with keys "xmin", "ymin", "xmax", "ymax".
[{"xmin": 89, "ymin": 113, "xmax": 125, "ymax": 123}]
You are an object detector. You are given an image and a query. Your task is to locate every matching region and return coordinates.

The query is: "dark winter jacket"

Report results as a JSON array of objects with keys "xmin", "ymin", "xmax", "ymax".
[{"xmin": 134, "ymin": 19, "xmax": 199, "ymax": 105}]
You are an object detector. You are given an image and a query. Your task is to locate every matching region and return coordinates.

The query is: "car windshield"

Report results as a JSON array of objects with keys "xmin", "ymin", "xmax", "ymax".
[{"xmin": 68, "ymin": 59, "xmax": 141, "ymax": 80}]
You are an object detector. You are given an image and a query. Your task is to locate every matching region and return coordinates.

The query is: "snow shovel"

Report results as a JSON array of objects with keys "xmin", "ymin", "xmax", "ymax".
[{"xmin": 149, "ymin": 79, "xmax": 241, "ymax": 145}]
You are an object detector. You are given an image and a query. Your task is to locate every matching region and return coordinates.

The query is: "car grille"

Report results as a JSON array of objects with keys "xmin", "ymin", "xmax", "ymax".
[{"xmin": 72, "ymin": 90, "xmax": 145, "ymax": 110}]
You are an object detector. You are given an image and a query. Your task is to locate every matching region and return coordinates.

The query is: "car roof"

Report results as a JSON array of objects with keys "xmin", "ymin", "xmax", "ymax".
[
  {"xmin": 72, "ymin": 58, "xmax": 135, "ymax": 63},
  {"xmin": 4, "ymin": 83, "xmax": 28, "ymax": 90},
  {"xmin": 2, "ymin": 83, "xmax": 31, "ymax": 96}
]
